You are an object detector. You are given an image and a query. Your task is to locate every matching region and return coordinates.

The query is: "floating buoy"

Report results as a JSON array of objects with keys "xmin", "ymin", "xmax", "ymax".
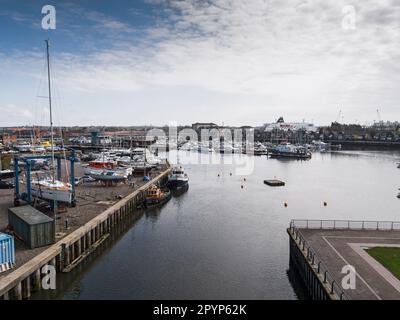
[
  {"xmin": 284, "ymin": 202, "xmax": 288, "ymax": 207},
  {"xmin": 217, "ymin": 174, "xmax": 220, "ymax": 177},
  {"xmin": 243, "ymin": 178, "xmax": 246, "ymax": 182},
  {"xmin": 324, "ymin": 201, "xmax": 327, "ymax": 207},
  {"xmin": 230, "ymin": 172, "xmax": 232, "ymax": 176}
]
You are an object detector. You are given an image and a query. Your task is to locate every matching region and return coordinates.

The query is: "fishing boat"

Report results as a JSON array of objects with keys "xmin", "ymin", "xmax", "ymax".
[
  {"xmin": 31, "ymin": 40, "xmax": 73, "ymax": 204},
  {"xmin": 144, "ymin": 184, "xmax": 171, "ymax": 208},
  {"xmin": 269, "ymin": 142, "xmax": 311, "ymax": 159},
  {"xmin": 168, "ymin": 165, "xmax": 189, "ymax": 189}
]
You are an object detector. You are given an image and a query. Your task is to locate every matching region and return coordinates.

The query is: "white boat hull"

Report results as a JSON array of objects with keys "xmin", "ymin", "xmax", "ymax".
[{"xmin": 31, "ymin": 186, "xmax": 72, "ymax": 203}]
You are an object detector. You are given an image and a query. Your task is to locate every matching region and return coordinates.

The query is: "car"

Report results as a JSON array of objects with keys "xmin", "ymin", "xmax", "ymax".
[
  {"xmin": 74, "ymin": 178, "xmax": 82, "ymax": 186},
  {"xmin": 74, "ymin": 176, "xmax": 96, "ymax": 186}
]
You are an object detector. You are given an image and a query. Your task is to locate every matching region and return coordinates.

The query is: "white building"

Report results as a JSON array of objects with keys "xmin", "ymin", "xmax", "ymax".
[{"xmin": 264, "ymin": 117, "xmax": 318, "ymax": 133}]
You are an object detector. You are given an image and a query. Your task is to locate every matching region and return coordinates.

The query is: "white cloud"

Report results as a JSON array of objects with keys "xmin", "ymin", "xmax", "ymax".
[
  {"xmin": 0, "ymin": 104, "xmax": 33, "ymax": 126},
  {"xmin": 2, "ymin": 0, "xmax": 400, "ymax": 125}
]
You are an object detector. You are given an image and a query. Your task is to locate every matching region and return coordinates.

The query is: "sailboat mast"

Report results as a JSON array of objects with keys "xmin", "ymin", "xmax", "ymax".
[{"xmin": 45, "ymin": 40, "xmax": 55, "ymax": 183}]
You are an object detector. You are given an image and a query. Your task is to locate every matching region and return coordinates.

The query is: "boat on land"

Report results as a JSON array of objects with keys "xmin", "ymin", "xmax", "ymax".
[
  {"xmin": 269, "ymin": 142, "xmax": 311, "ymax": 159},
  {"xmin": 83, "ymin": 159, "xmax": 132, "ymax": 181},
  {"xmin": 13, "ymin": 142, "xmax": 31, "ymax": 152},
  {"xmin": 31, "ymin": 40, "xmax": 73, "ymax": 204},
  {"xmin": 0, "ymin": 169, "xmax": 19, "ymax": 180},
  {"xmin": 144, "ymin": 184, "xmax": 171, "ymax": 209},
  {"xmin": 0, "ymin": 180, "xmax": 14, "ymax": 189},
  {"xmin": 168, "ymin": 165, "xmax": 189, "ymax": 189},
  {"xmin": 31, "ymin": 179, "xmax": 72, "ymax": 203}
]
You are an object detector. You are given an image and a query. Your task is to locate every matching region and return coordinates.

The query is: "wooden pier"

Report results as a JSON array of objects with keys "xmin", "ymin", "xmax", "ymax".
[{"xmin": 0, "ymin": 168, "xmax": 170, "ymax": 300}]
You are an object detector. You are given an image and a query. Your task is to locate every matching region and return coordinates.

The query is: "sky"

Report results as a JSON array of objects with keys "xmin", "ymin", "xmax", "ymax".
[{"xmin": 0, "ymin": 0, "xmax": 399, "ymax": 127}]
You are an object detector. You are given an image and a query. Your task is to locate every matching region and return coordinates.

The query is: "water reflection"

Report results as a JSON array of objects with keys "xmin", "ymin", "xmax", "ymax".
[{"xmin": 29, "ymin": 150, "xmax": 400, "ymax": 300}]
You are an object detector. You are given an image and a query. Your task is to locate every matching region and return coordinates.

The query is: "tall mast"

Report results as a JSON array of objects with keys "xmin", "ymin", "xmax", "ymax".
[{"xmin": 45, "ymin": 39, "xmax": 55, "ymax": 183}]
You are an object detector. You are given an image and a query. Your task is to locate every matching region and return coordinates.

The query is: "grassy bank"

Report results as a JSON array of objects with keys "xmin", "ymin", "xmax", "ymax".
[{"xmin": 366, "ymin": 247, "xmax": 400, "ymax": 280}]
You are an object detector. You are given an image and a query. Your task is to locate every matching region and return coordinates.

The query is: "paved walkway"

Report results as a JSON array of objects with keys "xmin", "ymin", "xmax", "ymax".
[{"xmin": 300, "ymin": 229, "xmax": 400, "ymax": 300}]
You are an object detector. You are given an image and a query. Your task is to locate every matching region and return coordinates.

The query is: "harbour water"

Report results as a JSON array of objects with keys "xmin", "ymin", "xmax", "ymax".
[{"xmin": 32, "ymin": 150, "xmax": 400, "ymax": 299}]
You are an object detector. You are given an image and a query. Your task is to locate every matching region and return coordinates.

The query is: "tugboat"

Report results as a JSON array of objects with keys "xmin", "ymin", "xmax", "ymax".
[
  {"xmin": 144, "ymin": 184, "xmax": 172, "ymax": 209},
  {"xmin": 269, "ymin": 142, "xmax": 311, "ymax": 160},
  {"xmin": 168, "ymin": 166, "xmax": 189, "ymax": 189}
]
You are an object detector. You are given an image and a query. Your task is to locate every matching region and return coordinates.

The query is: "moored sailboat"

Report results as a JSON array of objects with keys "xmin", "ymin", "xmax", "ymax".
[{"xmin": 31, "ymin": 40, "xmax": 73, "ymax": 204}]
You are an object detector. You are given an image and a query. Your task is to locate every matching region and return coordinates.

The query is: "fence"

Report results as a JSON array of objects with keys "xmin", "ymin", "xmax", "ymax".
[{"xmin": 290, "ymin": 219, "xmax": 400, "ymax": 231}]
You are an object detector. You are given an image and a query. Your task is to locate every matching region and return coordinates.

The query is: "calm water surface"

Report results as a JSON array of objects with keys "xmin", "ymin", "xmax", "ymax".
[{"xmin": 33, "ymin": 150, "xmax": 400, "ymax": 299}]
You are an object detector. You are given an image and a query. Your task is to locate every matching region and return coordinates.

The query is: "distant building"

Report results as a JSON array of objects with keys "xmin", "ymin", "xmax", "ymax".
[
  {"xmin": 191, "ymin": 122, "xmax": 219, "ymax": 131},
  {"xmin": 264, "ymin": 117, "xmax": 318, "ymax": 133}
]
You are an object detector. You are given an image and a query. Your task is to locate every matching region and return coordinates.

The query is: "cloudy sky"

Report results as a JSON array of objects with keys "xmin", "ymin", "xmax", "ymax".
[{"xmin": 0, "ymin": 0, "xmax": 399, "ymax": 127}]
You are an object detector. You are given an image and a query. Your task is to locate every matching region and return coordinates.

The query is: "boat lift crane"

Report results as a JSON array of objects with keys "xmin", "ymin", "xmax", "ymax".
[{"xmin": 13, "ymin": 150, "xmax": 77, "ymax": 207}]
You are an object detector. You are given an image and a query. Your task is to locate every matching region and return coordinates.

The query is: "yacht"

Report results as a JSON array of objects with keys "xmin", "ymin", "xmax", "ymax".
[
  {"xmin": 13, "ymin": 142, "xmax": 31, "ymax": 152},
  {"xmin": 30, "ymin": 40, "xmax": 73, "ymax": 204},
  {"xmin": 31, "ymin": 179, "xmax": 73, "ymax": 203},
  {"xmin": 168, "ymin": 165, "xmax": 189, "ymax": 189},
  {"xmin": 269, "ymin": 142, "xmax": 311, "ymax": 159}
]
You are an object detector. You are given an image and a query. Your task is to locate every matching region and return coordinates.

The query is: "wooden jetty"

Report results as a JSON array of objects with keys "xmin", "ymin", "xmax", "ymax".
[{"xmin": 0, "ymin": 167, "xmax": 170, "ymax": 300}]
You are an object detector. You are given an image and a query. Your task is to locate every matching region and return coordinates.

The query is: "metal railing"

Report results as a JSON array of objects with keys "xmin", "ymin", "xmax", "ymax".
[
  {"xmin": 290, "ymin": 219, "xmax": 400, "ymax": 231},
  {"xmin": 288, "ymin": 224, "xmax": 351, "ymax": 300}
]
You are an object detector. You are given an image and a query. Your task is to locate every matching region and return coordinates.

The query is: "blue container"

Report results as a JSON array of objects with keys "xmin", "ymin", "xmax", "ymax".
[{"xmin": 0, "ymin": 233, "xmax": 15, "ymax": 271}]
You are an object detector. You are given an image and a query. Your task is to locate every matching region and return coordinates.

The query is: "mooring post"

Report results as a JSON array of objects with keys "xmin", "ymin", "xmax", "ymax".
[
  {"xmin": 13, "ymin": 282, "xmax": 22, "ymax": 300},
  {"xmin": 22, "ymin": 277, "xmax": 31, "ymax": 299},
  {"xmin": 87, "ymin": 231, "xmax": 92, "ymax": 247},
  {"xmin": 71, "ymin": 243, "xmax": 75, "ymax": 262},
  {"xmin": 76, "ymin": 239, "xmax": 81, "ymax": 257},
  {"xmin": 2, "ymin": 291, "xmax": 9, "ymax": 300},
  {"xmin": 62, "ymin": 244, "xmax": 70, "ymax": 268},
  {"xmin": 56, "ymin": 254, "xmax": 62, "ymax": 272},
  {"xmin": 82, "ymin": 236, "xmax": 86, "ymax": 252},
  {"xmin": 33, "ymin": 269, "xmax": 41, "ymax": 290}
]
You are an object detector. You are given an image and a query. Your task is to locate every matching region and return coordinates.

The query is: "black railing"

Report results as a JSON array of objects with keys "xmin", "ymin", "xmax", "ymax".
[{"xmin": 289, "ymin": 223, "xmax": 351, "ymax": 300}]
